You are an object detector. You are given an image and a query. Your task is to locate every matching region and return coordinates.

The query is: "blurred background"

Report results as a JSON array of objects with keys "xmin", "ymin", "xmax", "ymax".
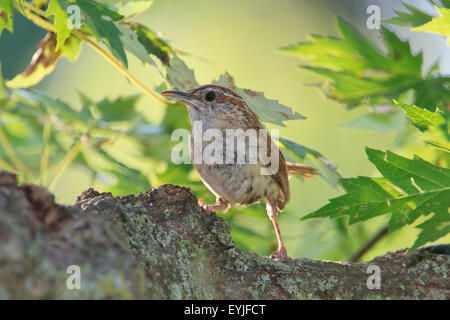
[{"xmin": 1, "ymin": 0, "xmax": 449, "ymax": 261}]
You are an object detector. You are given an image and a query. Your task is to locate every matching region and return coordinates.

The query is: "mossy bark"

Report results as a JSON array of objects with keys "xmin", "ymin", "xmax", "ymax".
[{"xmin": 0, "ymin": 171, "xmax": 448, "ymax": 299}]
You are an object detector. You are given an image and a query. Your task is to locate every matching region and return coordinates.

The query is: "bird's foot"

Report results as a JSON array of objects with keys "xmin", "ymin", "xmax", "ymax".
[
  {"xmin": 204, "ymin": 205, "xmax": 216, "ymax": 212},
  {"xmin": 269, "ymin": 247, "xmax": 291, "ymax": 262},
  {"xmin": 198, "ymin": 199, "xmax": 215, "ymax": 212}
]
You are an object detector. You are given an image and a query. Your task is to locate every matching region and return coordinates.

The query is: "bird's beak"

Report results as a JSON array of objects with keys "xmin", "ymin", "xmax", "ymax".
[{"xmin": 161, "ymin": 90, "xmax": 195, "ymax": 104}]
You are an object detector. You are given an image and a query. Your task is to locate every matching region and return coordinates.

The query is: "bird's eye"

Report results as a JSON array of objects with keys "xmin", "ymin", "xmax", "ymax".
[{"xmin": 205, "ymin": 91, "xmax": 216, "ymax": 102}]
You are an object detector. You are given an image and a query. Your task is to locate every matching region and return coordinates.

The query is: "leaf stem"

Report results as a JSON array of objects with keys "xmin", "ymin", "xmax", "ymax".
[
  {"xmin": 72, "ymin": 30, "xmax": 168, "ymax": 105},
  {"xmin": 48, "ymin": 139, "xmax": 83, "ymax": 191},
  {"xmin": 13, "ymin": 0, "xmax": 168, "ymax": 105},
  {"xmin": 0, "ymin": 126, "xmax": 30, "ymax": 179},
  {"xmin": 0, "ymin": 157, "xmax": 17, "ymax": 173},
  {"xmin": 13, "ymin": 0, "xmax": 55, "ymax": 31},
  {"xmin": 40, "ymin": 117, "xmax": 52, "ymax": 185}
]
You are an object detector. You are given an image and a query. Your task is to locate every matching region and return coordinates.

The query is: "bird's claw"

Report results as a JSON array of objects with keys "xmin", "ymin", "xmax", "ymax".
[
  {"xmin": 269, "ymin": 247, "xmax": 291, "ymax": 262},
  {"xmin": 198, "ymin": 199, "xmax": 215, "ymax": 212}
]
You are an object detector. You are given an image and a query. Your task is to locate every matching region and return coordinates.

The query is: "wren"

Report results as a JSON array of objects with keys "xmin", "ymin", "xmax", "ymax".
[{"xmin": 162, "ymin": 85, "xmax": 317, "ymax": 261}]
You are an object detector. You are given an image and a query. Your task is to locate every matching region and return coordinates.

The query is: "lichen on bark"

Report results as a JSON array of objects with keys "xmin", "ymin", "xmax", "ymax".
[{"xmin": 0, "ymin": 171, "xmax": 448, "ymax": 299}]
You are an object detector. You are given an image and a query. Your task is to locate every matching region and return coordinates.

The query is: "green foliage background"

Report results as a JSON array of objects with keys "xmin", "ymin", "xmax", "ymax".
[{"xmin": 0, "ymin": 0, "xmax": 449, "ymax": 262}]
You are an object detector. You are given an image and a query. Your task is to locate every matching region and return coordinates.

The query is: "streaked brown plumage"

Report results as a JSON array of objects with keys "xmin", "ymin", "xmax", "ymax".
[{"xmin": 162, "ymin": 85, "xmax": 317, "ymax": 261}]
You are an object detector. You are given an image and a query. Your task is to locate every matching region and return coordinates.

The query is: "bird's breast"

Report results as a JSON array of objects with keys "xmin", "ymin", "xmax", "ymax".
[{"xmin": 189, "ymin": 128, "xmax": 280, "ymax": 206}]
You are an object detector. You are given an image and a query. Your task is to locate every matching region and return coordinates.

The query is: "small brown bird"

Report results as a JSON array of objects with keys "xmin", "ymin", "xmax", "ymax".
[{"xmin": 162, "ymin": 85, "xmax": 317, "ymax": 261}]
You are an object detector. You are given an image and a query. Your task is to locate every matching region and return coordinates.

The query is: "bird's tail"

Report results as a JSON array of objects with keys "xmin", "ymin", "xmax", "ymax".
[{"xmin": 286, "ymin": 162, "xmax": 318, "ymax": 179}]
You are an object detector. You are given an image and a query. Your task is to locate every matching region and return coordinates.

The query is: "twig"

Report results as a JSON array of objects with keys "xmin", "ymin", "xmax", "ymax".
[
  {"xmin": 13, "ymin": 1, "xmax": 168, "ymax": 106},
  {"xmin": 72, "ymin": 30, "xmax": 168, "ymax": 105},
  {"xmin": 40, "ymin": 117, "xmax": 52, "ymax": 186},
  {"xmin": 47, "ymin": 139, "xmax": 83, "ymax": 190},
  {"xmin": 0, "ymin": 126, "xmax": 30, "ymax": 179},
  {"xmin": 350, "ymin": 225, "xmax": 389, "ymax": 262}
]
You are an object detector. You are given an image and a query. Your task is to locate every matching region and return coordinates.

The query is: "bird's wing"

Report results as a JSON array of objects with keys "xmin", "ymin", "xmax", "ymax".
[
  {"xmin": 230, "ymin": 98, "xmax": 291, "ymax": 211},
  {"xmin": 250, "ymin": 114, "xmax": 290, "ymax": 212},
  {"xmin": 272, "ymin": 144, "xmax": 290, "ymax": 211}
]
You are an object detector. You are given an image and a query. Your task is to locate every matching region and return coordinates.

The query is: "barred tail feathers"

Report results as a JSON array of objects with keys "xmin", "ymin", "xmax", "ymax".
[{"xmin": 285, "ymin": 162, "xmax": 318, "ymax": 179}]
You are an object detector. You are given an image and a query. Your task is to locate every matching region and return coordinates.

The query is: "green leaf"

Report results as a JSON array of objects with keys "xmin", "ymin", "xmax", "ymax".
[
  {"xmin": 6, "ymin": 33, "xmax": 81, "ymax": 88},
  {"xmin": 341, "ymin": 108, "xmax": 406, "ymax": 133},
  {"xmin": 4, "ymin": 85, "xmax": 155, "ymax": 190},
  {"xmin": 413, "ymin": 7, "xmax": 450, "ymax": 44},
  {"xmin": 395, "ymin": 101, "xmax": 445, "ymax": 131},
  {"xmin": 60, "ymin": 34, "xmax": 82, "ymax": 61},
  {"xmin": 115, "ymin": 22, "xmax": 155, "ymax": 65},
  {"xmin": 278, "ymin": 137, "xmax": 306, "ymax": 159},
  {"xmin": 107, "ymin": 168, "xmax": 150, "ymax": 195},
  {"xmin": 6, "ymin": 33, "xmax": 81, "ymax": 89},
  {"xmin": 0, "ymin": 0, "xmax": 13, "ymax": 36},
  {"xmin": 46, "ymin": 0, "xmax": 71, "ymax": 51},
  {"xmin": 92, "ymin": 95, "xmax": 141, "ymax": 122},
  {"xmin": 75, "ymin": 0, "xmax": 128, "ymax": 67},
  {"xmin": 134, "ymin": 24, "xmax": 172, "ymax": 65},
  {"xmin": 161, "ymin": 102, "xmax": 190, "ymax": 131},
  {"xmin": 395, "ymin": 101, "xmax": 450, "ymax": 153},
  {"xmin": 425, "ymin": 139, "xmax": 450, "ymax": 152},
  {"xmin": 80, "ymin": 146, "xmax": 150, "ymax": 195},
  {"xmin": 97, "ymin": 0, "xmax": 154, "ymax": 17},
  {"xmin": 384, "ymin": 1, "xmax": 450, "ymax": 28},
  {"xmin": 384, "ymin": 2, "xmax": 433, "ymax": 27},
  {"xmin": 13, "ymin": 88, "xmax": 89, "ymax": 125},
  {"xmin": 412, "ymin": 210, "xmax": 450, "ymax": 250},
  {"xmin": 213, "ymin": 72, "xmax": 305, "ymax": 127},
  {"xmin": 0, "ymin": 64, "xmax": 5, "ymax": 100},
  {"xmin": 303, "ymin": 148, "xmax": 450, "ymax": 250},
  {"xmin": 278, "ymin": 136, "xmax": 340, "ymax": 188},
  {"xmin": 432, "ymin": 0, "xmax": 450, "ymax": 8},
  {"xmin": 166, "ymin": 54, "xmax": 198, "ymax": 90},
  {"xmin": 281, "ymin": 18, "xmax": 450, "ymax": 110}
]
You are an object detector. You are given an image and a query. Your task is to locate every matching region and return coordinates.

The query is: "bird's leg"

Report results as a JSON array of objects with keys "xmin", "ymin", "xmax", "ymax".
[
  {"xmin": 266, "ymin": 200, "xmax": 290, "ymax": 261},
  {"xmin": 198, "ymin": 197, "xmax": 230, "ymax": 213}
]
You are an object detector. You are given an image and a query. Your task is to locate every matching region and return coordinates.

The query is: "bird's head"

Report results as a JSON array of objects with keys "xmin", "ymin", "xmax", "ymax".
[
  {"xmin": 161, "ymin": 84, "xmax": 243, "ymax": 110},
  {"xmin": 161, "ymin": 84, "xmax": 260, "ymax": 127}
]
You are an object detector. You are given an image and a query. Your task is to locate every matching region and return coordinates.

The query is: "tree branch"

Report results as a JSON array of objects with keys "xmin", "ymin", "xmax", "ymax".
[{"xmin": 0, "ymin": 170, "xmax": 448, "ymax": 299}]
